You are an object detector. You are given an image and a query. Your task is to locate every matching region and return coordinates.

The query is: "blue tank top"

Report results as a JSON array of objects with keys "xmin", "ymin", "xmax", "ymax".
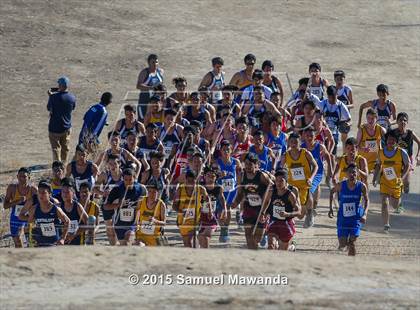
[
  {"xmin": 216, "ymin": 157, "xmax": 237, "ymax": 204},
  {"xmin": 267, "ymin": 132, "xmax": 287, "ymax": 159},
  {"xmin": 209, "ymin": 71, "xmax": 225, "ymax": 103},
  {"xmin": 71, "ymin": 161, "xmax": 95, "ymax": 194},
  {"xmin": 61, "ymin": 200, "xmax": 82, "ymax": 244},
  {"xmin": 144, "ymin": 68, "xmax": 163, "ymax": 87},
  {"xmin": 302, "ymin": 141, "xmax": 323, "ymax": 176},
  {"xmin": 184, "ymin": 105, "xmax": 206, "ymax": 125},
  {"xmin": 249, "ymin": 145, "xmax": 271, "ymax": 171},
  {"xmin": 112, "ymin": 183, "xmax": 147, "ymax": 227},
  {"xmin": 337, "ymin": 180, "xmax": 364, "ymax": 227},
  {"xmin": 138, "ymin": 136, "xmax": 161, "ymax": 160},
  {"xmin": 33, "ymin": 203, "xmax": 60, "ymax": 246},
  {"xmin": 159, "ymin": 125, "xmax": 181, "ymax": 159}
]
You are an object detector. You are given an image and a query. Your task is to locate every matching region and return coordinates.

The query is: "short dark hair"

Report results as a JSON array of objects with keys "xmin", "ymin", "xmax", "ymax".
[
  {"xmin": 275, "ymin": 168, "xmax": 288, "ymax": 179},
  {"xmin": 397, "ymin": 112, "xmax": 408, "ymax": 121},
  {"xmin": 252, "ymin": 69, "xmax": 264, "ymax": 80},
  {"xmin": 79, "ymin": 182, "xmax": 92, "ymax": 191},
  {"xmin": 38, "ymin": 180, "xmax": 52, "ymax": 192},
  {"xmin": 366, "ymin": 108, "xmax": 377, "ymax": 117},
  {"xmin": 61, "ymin": 177, "xmax": 75, "ymax": 190},
  {"xmin": 236, "ymin": 116, "xmax": 249, "ymax": 126},
  {"xmin": 212, "ymin": 57, "xmax": 224, "ymax": 66},
  {"xmin": 100, "ymin": 92, "xmax": 112, "ymax": 106},
  {"xmin": 124, "ymin": 104, "xmax": 136, "ymax": 112},
  {"xmin": 345, "ymin": 137, "xmax": 358, "ymax": 146},
  {"xmin": 244, "ymin": 53, "xmax": 256, "ymax": 63},
  {"xmin": 107, "ymin": 131, "xmax": 120, "ymax": 140},
  {"xmin": 309, "ymin": 63, "xmax": 321, "ymax": 71},
  {"xmin": 326, "ymin": 85, "xmax": 337, "ymax": 96},
  {"xmin": 147, "ymin": 54, "xmax": 158, "ymax": 63},
  {"xmin": 298, "ymin": 77, "xmax": 310, "ymax": 86},
  {"xmin": 334, "ymin": 70, "xmax": 345, "ymax": 78},
  {"xmin": 52, "ymin": 161, "xmax": 64, "ymax": 169},
  {"xmin": 18, "ymin": 167, "xmax": 30, "ymax": 174},
  {"xmin": 376, "ymin": 84, "xmax": 389, "ymax": 94},
  {"xmin": 245, "ymin": 153, "xmax": 259, "ymax": 163},
  {"xmin": 164, "ymin": 109, "xmax": 177, "ymax": 117},
  {"xmin": 262, "ymin": 60, "xmax": 274, "ymax": 70}
]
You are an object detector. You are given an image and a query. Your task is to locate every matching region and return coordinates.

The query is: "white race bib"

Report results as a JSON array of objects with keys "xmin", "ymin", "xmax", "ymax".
[
  {"xmin": 366, "ymin": 140, "xmax": 378, "ymax": 152},
  {"xmin": 383, "ymin": 167, "xmax": 397, "ymax": 181},
  {"xmin": 221, "ymin": 179, "xmax": 235, "ymax": 192},
  {"xmin": 68, "ymin": 220, "xmax": 79, "ymax": 234},
  {"xmin": 40, "ymin": 222, "xmax": 56, "ymax": 237},
  {"xmin": 163, "ymin": 145, "xmax": 173, "ymax": 158},
  {"xmin": 291, "ymin": 167, "xmax": 305, "ymax": 181},
  {"xmin": 120, "ymin": 208, "xmax": 135, "ymax": 222},
  {"xmin": 14, "ymin": 204, "xmax": 24, "ymax": 217},
  {"xmin": 184, "ymin": 208, "xmax": 195, "ymax": 219},
  {"xmin": 343, "ymin": 202, "xmax": 356, "ymax": 217},
  {"xmin": 201, "ymin": 202, "xmax": 210, "ymax": 214},
  {"xmin": 75, "ymin": 178, "xmax": 90, "ymax": 192},
  {"xmin": 140, "ymin": 220, "xmax": 155, "ymax": 235},
  {"xmin": 247, "ymin": 194, "xmax": 262, "ymax": 207},
  {"xmin": 273, "ymin": 204, "xmax": 285, "ymax": 220}
]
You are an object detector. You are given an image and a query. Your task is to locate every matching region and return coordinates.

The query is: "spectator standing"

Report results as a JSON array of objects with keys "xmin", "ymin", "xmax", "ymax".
[{"xmin": 47, "ymin": 76, "xmax": 76, "ymax": 163}]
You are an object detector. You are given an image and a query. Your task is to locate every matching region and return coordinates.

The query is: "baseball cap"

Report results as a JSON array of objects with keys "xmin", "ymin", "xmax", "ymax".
[{"xmin": 57, "ymin": 76, "xmax": 70, "ymax": 87}]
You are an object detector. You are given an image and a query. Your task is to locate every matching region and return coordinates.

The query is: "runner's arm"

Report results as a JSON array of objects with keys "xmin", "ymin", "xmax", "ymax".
[
  {"xmin": 321, "ymin": 144, "xmax": 333, "ymax": 178},
  {"xmin": 412, "ymin": 131, "xmax": 420, "ymax": 161},
  {"xmin": 372, "ymin": 160, "xmax": 381, "ymax": 187},
  {"xmin": 198, "ymin": 72, "xmax": 212, "ymax": 89},
  {"xmin": 231, "ymin": 186, "xmax": 244, "ymax": 210},
  {"xmin": 401, "ymin": 149, "xmax": 410, "ymax": 180},
  {"xmin": 287, "ymin": 192, "xmax": 301, "ymax": 217},
  {"xmin": 3, "ymin": 185, "xmax": 19, "ymax": 209},
  {"xmin": 357, "ymin": 101, "xmax": 372, "ymax": 128},
  {"xmin": 358, "ymin": 157, "xmax": 369, "ymax": 184},
  {"xmin": 228, "ymin": 72, "xmax": 241, "ymax": 87},
  {"xmin": 305, "ymin": 151, "xmax": 319, "ymax": 183},
  {"xmin": 56, "ymin": 207, "xmax": 70, "ymax": 243},
  {"xmin": 361, "ymin": 183, "xmax": 369, "ymax": 222},
  {"xmin": 136, "ymin": 69, "xmax": 153, "ymax": 91},
  {"xmin": 346, "ymin": 89, "xmax": 354, "ymax": 110},
  {"xmin": 260, "ymin": 186, "xmax": 273, "ymax": 215}
]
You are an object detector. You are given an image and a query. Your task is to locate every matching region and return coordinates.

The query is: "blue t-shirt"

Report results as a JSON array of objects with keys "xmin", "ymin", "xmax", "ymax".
[
  {"xmin": 79, "ymin": 103, "xmax": 108, "ymax": 143},
  {"xmin": 47, "ymin": 91, "xmax": 76, "ymax": 133}
]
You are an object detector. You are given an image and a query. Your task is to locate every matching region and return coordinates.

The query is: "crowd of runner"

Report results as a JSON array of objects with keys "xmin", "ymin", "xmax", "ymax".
[{"xmin": 3, "ymin": 54, "xmax": 419, "ymax": 255}]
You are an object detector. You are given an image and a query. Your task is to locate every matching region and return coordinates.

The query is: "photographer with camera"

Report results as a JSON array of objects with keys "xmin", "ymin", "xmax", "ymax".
[{"xmin": 47, "ymin": 76, "xmax": 76, "ymax": 163}]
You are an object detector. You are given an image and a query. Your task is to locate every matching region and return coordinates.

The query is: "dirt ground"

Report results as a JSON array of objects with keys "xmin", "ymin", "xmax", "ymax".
[{"xmin": 0, "ymin": 0, "xmax": 419, "ymax": 309}]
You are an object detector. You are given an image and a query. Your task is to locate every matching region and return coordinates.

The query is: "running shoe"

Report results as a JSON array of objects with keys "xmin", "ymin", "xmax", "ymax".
[
  {"xmin": 384, "ymin": 224, "xmax": 391, "ymax": 233},
  {"xmin": 288, "ymin": 240, "xmax": 297, "ymax": 252},
  {"xmin": 395, "ymin": 205, "xmax": 405, "ymax": 214},
  {"xmin": 259, "ymin": 234, "xmax": 268, "ymax": 248}
]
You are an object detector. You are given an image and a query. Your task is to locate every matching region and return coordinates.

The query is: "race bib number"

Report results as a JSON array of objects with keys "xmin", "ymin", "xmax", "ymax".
[
  {"xmin": 163, "ymin": 146, "xmax": 172, "ymax": 157},
  {"xmin": 343, "ymin": 203, "xmax": 356, "ymax": 217},
  {"xmin": 40, "ymin": 222, "xmax": 56, "ymax": 237},
  {"xmin": 366, "ymin": 140, "xmax": 378, "ymax": 152},
  {"xmin": 68, "ymin": 220, "xmax": 79, "ymax": 234},
  {"xmin": 201, "ymin": 202, "xmax": 210, "ymax": 214},
  {"xmin": 120, "ymin": 208, "xmax": 135, "ymax": 222},
  {"xmin": 247, "ymin": 194, "xmax": 262, "ymax": 207},
  {"xmin": 273, "ymin": 205, "xmax": 285, "ymax": 220},
  {"xmin": 184, "ymin": 208, "xmax": 195, "ymax": 219},
  {"xmin": 291, "ymin": 167, "xmax": 305, "ymax": 181},
  {"xmin": 140, "ymin": 220, "xmax": 155, "ymax": 235},
  {"xmin": 221, "ymin": 179, "xmax": 235, "ymax": 192},
  {"xmin": 383, "ymin": 167, "xmax": 396, "ymax": 181},
  {"xmin": 14, "ymin": 204, "xmax": 24, "ymax": 217}
]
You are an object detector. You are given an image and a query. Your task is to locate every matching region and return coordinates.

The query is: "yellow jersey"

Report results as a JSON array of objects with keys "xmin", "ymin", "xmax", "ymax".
[
  {"xmin": 136, "ymin": 197, "xmax": 164, "ymax": 238},
  {"xmin": 177, "ymin": 184, "xmax": 202, "ymax": 236},
  {"xmin": 338, "ymin": 154, "xmax": 365, "ymax": 181},
  {"xmin": 285, "ymin": 149, "xmax": 312, "ymax": 190},
  {"xmin": 150, "ymin": 112, "xmax": 164, "ymax": 126},
  {"xmin": 359, "ymin": 124, "xmax": 382, "ymax": 172},
  {"xmin": 379, "ymin": 148, "xmax": 403, "ymax": 198}
]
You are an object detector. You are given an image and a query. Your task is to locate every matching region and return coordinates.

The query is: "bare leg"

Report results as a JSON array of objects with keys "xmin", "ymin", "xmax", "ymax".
[
  {"xmin": 347, "ymin": 236, "xmax": 357, "ymax": 256},
  {"xmin": 105, "ymin": 219, "xmax": 117, "ymax": 245},
  {"xmin": 267, "ymin": 234, "xmax": 278, "ymax": 250},
  {"xmin": 381, "ymin": 194, "xmax": 390, "ymax": 227}
]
